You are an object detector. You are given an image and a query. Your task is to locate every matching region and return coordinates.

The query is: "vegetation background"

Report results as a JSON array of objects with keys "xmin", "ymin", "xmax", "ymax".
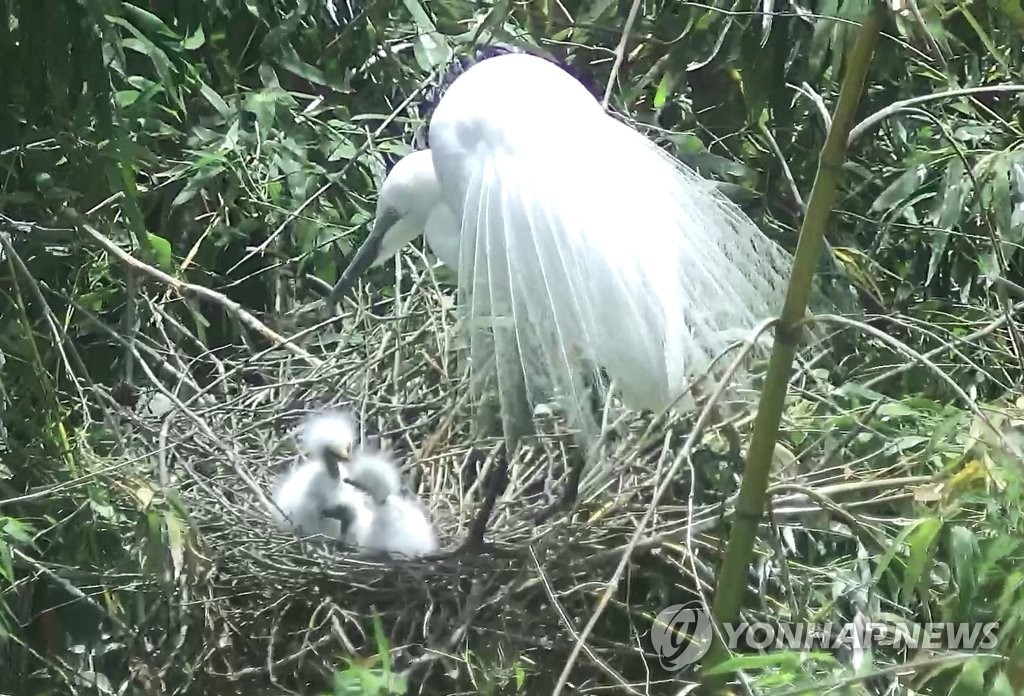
[{"xmin": 0, "ymin": 0, "xmax": 1022, "ymax": 694}]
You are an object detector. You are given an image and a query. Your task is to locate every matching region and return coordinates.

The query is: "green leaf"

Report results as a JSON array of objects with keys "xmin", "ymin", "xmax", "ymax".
[
  {"xmin": 327, "ymin": 135, "xmax": 357, "ymax": 162},
  {"xmin": 997, "ymin": 570, "xmax": 1024, "ymax": 614},
  {"xmin": 927, "ymin": 158, "xmax": 969, "ymax": 284},
  {"xmin": 244, "ymin": 90, "xmax": 287, "ymax": 134},
  {"xmin": 990, "ymin": 671, "xmax": 1016, "ymax": 696},
  {"xmin": 876, "ymin": 401, "xmax": 917, "ymax": 418},
  {"xmin": 412, "ymin": 32, "xmax": 449, "ymax": 71},
  {"xmin": 948, "ymin": 526, "xmax": 979, "ymax": 618},
  {"xmin": 402, "ymin": 0, "xmax": 436, "ymax": 33},
  {"xmin": 106, "ymin": 16, "xmax": 182, "ymax": 109},
  {"xmin": 275, "ymin": 44, "xmax": 331, "ymax": 87},
  {"xmin": 654, "ymin": 71, "xmax": 674, "ymax": 109},
  {"xmin": 115, "ymin": 89, "xmax": 141, "ymax": 107},
  {"xmin": 199, "ymin": 83, "xmax": 232, "ymax": 119},
  {"xmin": 372, "ymin": 613, "xmax": 391, "ymax": 672},
  {"xmin": 983, "ymin": 535, "xmax": 1021, "ymax": 569},
  {"xmin": 121, "ymin": 3, "xmax": 179, "ymax": 40},
  {"xmin": 872, "ymin": 164, "xmax": 929, "ymax": 212},
  {"xmin": 874, "ymin": 517, "xmax": 931, "ymax": 584},
  {"xmin": 258, "ymin": 64, "xmax": 281, "ymax": 89},
  {"xmin": 472, "ymin": 0, "xmax": 511, "ymax": 42},
  {"xmin": 883, "ymin": 435, "xmax": 930, "ymax": 454},
  {"xmin": 514, "ymin": 664, "xmax": 526, "ymax": 690},
  {"xmin": 171, "ymin": 176, "xmax": 204, "ymax": 208},
  {"xmin": 164, "ymin": 511, "xmax": 185, "ymax": 581},
  {"xmin": 146, "ymin": 233, "xmax": 173, "ymax": 271},
  {"xmin": 902, "ymin": 516, "xmax": 943, "ymax": 601},
  {"xmin": 579, "ymin": 0, "xmax": 617, "ymax": 23},
  {"xmin": 1, "ymin": 518, "xmax": 36, "ymax": 545},
  {"xmin": 835, "ymin": 382, "xmax": 888, "ymax": 403},
  {"xmin": 0, "ymin": 537, "xmax": 11, "ymax": 584},
  {"xmin": 183, "ymin": 25, "xmax": 205, "ymax": 50},
  {"xmin": 951, "ymin": 659, "xmax": 988, "ymax": 696},
  {"xmin": 704, "ymin": 650, "xmax": 836, "ymax": 675}
]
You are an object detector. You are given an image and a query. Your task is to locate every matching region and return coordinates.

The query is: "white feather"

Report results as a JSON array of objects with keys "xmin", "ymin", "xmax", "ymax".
[
  {"xmin": 271, "ymin": 457, "xmax": 343, "ymax": 539},
  {"xmin": 429, "ymin": 53, "xmax": 792, "ymax": 437},
  {"xmin": 372, "ymin": 150, "xmax": 460, "ymax": 272},
  {"xmin": 299, "ymin": 410, "xmax": 357, "ymax": 460},
  {"xmin": 273, "ymin": 411, "xmax": 375, "ymax": 546},
  {"xmin": 355, "ymin": 52, "xmax": 799, "ymax": 446},
  {"xmin": 347, "ymin": 451, "xmax": 439, "ymax": 558}
]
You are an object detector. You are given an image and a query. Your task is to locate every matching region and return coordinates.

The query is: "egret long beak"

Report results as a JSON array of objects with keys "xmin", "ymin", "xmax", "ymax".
[{"xmin": 325, "ymin": 209, "xmax": 400, "ymax": 310}]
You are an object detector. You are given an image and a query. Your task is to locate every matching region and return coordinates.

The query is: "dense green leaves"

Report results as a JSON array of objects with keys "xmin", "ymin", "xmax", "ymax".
[{"xmin": 2, "ymin": 1, "xmax": 1024, "ymax": 694}]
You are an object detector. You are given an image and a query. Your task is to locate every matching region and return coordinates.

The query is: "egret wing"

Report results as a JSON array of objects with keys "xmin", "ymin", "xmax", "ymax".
[
  {"xmin": 457, "ymin": 152, "xmax": 601, "ymax": 443},
  {"xmin": 452, "ymin": 113, "xmax": 797, "ymax": 442}
]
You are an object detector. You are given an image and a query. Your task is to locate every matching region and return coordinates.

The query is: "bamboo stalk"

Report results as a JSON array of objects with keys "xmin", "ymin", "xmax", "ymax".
[{"xmin": 702, "ymin": 2, "xmax": 886, "ymax": 684}]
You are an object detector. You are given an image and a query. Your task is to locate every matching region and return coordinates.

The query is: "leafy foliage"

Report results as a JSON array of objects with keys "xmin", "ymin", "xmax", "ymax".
[{"xmin": 1, "ymin": 0, "xmax": 1023, "ymax": 694}]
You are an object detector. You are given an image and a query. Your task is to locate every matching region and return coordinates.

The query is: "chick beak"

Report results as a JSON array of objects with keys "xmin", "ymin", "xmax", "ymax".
[{"xmin": 321, "ymin": 445, "xmax": 351, "ymax": 480}]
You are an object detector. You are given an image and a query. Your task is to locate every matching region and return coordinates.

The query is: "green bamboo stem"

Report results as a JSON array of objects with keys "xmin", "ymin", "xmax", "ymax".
[{"xmin": 703, "ymin": 3, "xmax": 885, "ymax": 683}]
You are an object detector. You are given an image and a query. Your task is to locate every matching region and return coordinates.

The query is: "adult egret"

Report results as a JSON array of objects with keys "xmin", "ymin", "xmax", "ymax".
[{"xmin": 331, "ymin": 51, "xmax": 798, "ymax": 444}]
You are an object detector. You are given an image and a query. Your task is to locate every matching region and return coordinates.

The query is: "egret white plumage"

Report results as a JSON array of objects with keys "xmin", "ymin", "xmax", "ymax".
[
  {"xmin": 271, "ymin": 411, "xmax": 374, "ymax": 545},
  {"xmin": 272, "ymin": 411, "xmax": 438, "ymax": 557},
  {"xmin": 331, "ymin": 51, "xmax": 798, "ymax": 444},
  {"xmin": 341, "ymin": 450, "xmax": 439, "ymax": 558},
  {"xmin": 333, "ymin": 150, "xmax": 461, "ymax": 282}
]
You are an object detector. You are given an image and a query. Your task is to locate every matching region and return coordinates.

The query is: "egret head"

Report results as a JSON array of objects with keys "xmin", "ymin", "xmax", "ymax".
[
  {"xmin": 300, "ymin": 411, "xmax": 357, "ymax": 479},
  {"xmin": 372, "ymin": 150, "xmax": 442, "ymax": 261},
  {"xmin": 345, "ymin": 450, "xmax": 402, "ymax": 506},
  {"xmin": 327, "ymin": 150, "xmax": 441, "ymax": 304}
]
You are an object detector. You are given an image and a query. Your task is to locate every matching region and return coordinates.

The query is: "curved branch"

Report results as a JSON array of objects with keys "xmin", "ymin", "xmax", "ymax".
[{"xmin": 848, "ymin": 84, "xmax": 1024, "ymax": 145}]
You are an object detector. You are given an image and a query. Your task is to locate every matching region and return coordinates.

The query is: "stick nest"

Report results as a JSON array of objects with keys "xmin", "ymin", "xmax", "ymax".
[{"xmin": 68, "ymin": 268, "xmax": 1011, "ymax": 696}]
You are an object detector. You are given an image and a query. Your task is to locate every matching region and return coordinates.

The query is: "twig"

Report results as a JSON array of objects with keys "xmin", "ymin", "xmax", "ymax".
[
  {"xmin": 848, "ymin": 84, "xmax": 1024, "ymax": 144},
  {"xmin": 77, "ymin": 221, "xmax": 321, "ymax": 366},
  {"xmin": 760, "ymin": 122, "xmax": 805, "ymax": 213},
  {"xmin": 601, "ymin": 0, "xmax": 643, "ymax": 109}
]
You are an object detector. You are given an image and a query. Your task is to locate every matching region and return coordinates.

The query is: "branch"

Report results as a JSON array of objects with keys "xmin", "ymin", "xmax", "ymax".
[
  {"xmin": 848, "ymin": 84, "xmax": 1024, "ymax": 145},
  {"xmin": 704, "ymin": 3, "xmax": 885, "ymax": 685},
  {"xmin": 77, "ymin": 221, "xmax": 321, "ymax": 367}
]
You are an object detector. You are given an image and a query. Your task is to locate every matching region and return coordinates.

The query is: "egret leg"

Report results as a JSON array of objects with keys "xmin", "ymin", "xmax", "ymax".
[
  {"xmin": 533, "ymin": 448, "xmax": 587, "ymax": 524},
  {"xmin": 458, "ymin": 444, "xmax": 511, "ymax": 553}
]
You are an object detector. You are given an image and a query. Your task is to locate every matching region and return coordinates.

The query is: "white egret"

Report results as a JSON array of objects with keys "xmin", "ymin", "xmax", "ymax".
[
  {"xmin": 271, "ymin": 411, "xmax": 374, "ymax": 545},
  {"xmin": 340, "ymin": 450, "xmax": 439, "ymax": 558},
  {"xmin": 331, "ymin": 51, "xmax": 799, "ymax": 444}
]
